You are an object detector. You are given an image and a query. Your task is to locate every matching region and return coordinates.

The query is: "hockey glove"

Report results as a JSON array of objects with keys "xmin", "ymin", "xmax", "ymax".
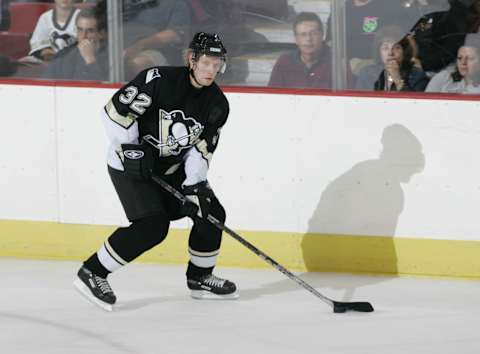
[
  {"xmin": 121, "ymin": 143, "xmax": 154, "ymax": 180},
  {"xmin": 182, "ymin": 181, "xmax": 215, "ymax": 219}
]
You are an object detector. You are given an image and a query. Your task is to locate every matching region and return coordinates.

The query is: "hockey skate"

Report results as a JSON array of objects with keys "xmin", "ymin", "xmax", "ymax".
[
  {"xmin": 73, "ymin": 266, "xmax": 117, "ymax": 311},
  {"xmin": 187, "ymin": 273, "xmax": 239, "ymax": 300}
]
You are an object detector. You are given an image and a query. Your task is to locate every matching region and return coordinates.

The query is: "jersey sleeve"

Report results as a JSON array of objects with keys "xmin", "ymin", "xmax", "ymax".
[
  {"xmin": 29, "ymin": 13, "xmax": 51, "ymax": 55},
  {"xmin": 182, "ymin": 97, "xmax": 229, "ymax": 186},
  {"xmin": 108, "ymin": 68, "xmax": 158, "ymax": 121},
  {"xmin": 102, "ymin": 68, "xmax": 160, "ymax": 170}
]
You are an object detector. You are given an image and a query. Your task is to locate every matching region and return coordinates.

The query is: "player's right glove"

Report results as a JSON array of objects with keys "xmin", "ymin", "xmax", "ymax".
[
  {"xmin": 121, "ymin": 143, "xmax": 154, "ymax": 180},
  {"xmin": 181, "ymin": 181, "xmax": 215, "ymax": 219}
]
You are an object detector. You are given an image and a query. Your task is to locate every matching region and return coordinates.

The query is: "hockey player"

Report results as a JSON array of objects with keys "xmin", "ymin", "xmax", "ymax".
[{"xmin": 74, "ymin": 32, "xmax": 238, "ymax": 311}]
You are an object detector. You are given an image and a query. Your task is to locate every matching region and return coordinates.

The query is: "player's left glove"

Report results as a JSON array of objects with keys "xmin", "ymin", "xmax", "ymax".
[
  {"xmin": 121, "ymin": 143, "xmax": 154, "ymax": 180},
  {"xmin": 182, "ymin": 181, "xmax": 215, "ymax": 219}
]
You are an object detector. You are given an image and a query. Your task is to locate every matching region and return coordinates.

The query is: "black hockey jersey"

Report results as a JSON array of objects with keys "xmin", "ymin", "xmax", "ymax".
[{"xmin": 102, "ymin": 66, "xmax": 229, "ymax": 186}]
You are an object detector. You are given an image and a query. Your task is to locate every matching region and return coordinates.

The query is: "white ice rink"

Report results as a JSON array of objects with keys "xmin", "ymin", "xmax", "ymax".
[{"xmin": 1, "ymin": 258, "xmax": 479, "ymax": 354}]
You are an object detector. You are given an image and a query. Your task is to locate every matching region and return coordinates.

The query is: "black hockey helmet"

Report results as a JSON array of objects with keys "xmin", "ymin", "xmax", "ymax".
[{"xmin": 189, "ymin": 32, "xmax": 227, "ymax": 64}]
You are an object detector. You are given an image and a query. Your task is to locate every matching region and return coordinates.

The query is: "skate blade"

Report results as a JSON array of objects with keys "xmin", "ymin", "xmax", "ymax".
[
  {"xmin": 190, "ymin": 290, "xmax": 239, "ymax": 300},
  {"xmin": 73, "ymin": 278, "xmax": 114, "ymax": 312}
]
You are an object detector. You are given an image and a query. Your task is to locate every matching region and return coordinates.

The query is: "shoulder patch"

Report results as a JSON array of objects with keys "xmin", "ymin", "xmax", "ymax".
[{"xmin": 145, "ymin": 68, "xmax": 162, "ymax": 84}]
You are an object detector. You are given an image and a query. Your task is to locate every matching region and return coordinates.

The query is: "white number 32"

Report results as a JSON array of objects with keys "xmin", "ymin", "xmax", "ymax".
[{"xmin": 119, "ymin": 85, "xmax": 152, "ymax": 114}]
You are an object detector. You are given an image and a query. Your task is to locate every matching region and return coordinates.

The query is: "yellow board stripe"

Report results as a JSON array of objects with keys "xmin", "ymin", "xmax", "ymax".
[{"xmin": 1, "ymin": 220, "xmax": 480, "ymax": 279}]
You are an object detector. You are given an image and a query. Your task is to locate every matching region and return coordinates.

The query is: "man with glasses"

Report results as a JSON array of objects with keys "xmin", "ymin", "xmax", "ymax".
[
  {"xmin": 43, "ymin": 7, "xmax": 108, "ymax": 80},
  {"xmin": 268, "ymin": 12, "xmax": 332, "ymax": 89}
]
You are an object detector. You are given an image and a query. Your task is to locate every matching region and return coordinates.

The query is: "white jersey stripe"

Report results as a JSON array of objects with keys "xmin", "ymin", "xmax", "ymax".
[
  {"xmin": 97, "ymin": 244, "xmax": 123, "ymax": 272},
  {"xmin": 189, "ymin": 248, "xmax": 220, "ymax": 268}
]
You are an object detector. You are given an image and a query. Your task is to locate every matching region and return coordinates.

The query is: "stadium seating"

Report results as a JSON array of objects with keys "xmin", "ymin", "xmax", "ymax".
[
  {"xmin": 0, "ymin": 32, "xmax": 30, "ymax": 58},
  {"xmin": 8, "ymin": 2, "xmax": 53, "ymax": 33}
]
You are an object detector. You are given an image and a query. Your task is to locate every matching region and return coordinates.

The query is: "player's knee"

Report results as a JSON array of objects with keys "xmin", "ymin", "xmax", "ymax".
[
  {"xmin": 131, "ymin": 214, "xmax": 169, "ymax": 248},
  {"xmin": 211, "ymin": 200, "xmax": 226, "ymax": 223}
]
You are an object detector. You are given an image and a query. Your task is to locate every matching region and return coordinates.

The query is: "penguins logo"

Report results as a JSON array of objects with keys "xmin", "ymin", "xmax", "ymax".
[
  {"xmin": 143, "ymin": 109, "xmax": 204, "ymax": 156},
  {"xmin": 51, "ymin": 32, "xmax": 76, "ymax": 51}
]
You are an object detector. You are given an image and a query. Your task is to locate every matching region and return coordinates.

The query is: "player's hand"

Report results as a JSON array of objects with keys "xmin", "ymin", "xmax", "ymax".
[
  {"xmin": 121, "ymin": 143, "xmax": 154, "ymax": 180},
  {"xmin": 182, "ymin": 181, "xmax": 215, "ymax": 219}
]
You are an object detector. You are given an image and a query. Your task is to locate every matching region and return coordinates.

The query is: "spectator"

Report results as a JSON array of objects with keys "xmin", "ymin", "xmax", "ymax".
[
  {"xmin": 425, "ymin": 34, "xmax": 480, "ymax": 93},
  {"xmin": 268, "ymin": 12, "xmax": 332, "ymax": 89},
  {"xmin": 29, "ymin": 0, "xmax": 80, "ymax": 62},
  {"xmin": 356, "ymin": 26, "xmax": 429, "ymax": 91},
  {"xmin": 410, "ymin": 0, "xmax": 480, "ymax": 73},
  {"xmin": 327, "ymin": 0, "xmax": 416, "ymax": 77},
  {"xmin": 122, "ymin": 0, "xmax": 191, "ymax": 79},
  {"xmin": 43, "ymin": 7, "xmax": 107, "ymax": 80},
  {"xmin": 327, "ymin": 0, "xmax": 448, "ymax": 76}
]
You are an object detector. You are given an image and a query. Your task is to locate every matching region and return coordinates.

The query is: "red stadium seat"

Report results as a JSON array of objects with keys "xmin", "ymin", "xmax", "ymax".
[
  {"xmin": 8, "ymin": 2, "xmax": 53, "ymax": 33},
  {"xmin": 0, "ymin": 32, "xmax": 30, "ymax": 59}
]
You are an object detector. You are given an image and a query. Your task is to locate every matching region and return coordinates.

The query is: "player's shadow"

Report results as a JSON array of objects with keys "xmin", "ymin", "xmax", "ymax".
[
  {"xmin": 301, "ymin": 123, "xmax": 425, "ymax": 297},
  {"xmin": 241, "ymin": 124, "xmax": 425, "ymax": 301}
]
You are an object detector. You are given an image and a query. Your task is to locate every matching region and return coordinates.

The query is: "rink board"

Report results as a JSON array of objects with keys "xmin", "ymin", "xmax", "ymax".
[{"xmin": 1, "ymin": 82, "xmax": 480, "ymax": 278}]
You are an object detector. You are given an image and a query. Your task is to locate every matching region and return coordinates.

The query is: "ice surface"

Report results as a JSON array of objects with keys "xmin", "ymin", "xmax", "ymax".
[{"xmin": 0, "ymin": 259, "xmax": 479, "ymax": 354}]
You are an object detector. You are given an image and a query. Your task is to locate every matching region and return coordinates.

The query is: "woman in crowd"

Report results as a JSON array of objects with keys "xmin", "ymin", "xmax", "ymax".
[
  {"xmin": 425, "ymin": 34, "xmax": 480, "ymax": 93},
  {"xmin": 355, "ymin": 25, "xmax": 430, "ymax": 91}
]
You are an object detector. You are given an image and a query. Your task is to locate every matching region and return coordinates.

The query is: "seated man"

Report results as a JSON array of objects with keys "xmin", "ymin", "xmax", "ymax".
[
  {"xmin": 43, "ymin": 7, "xmax": 108, "ymax": 80},
  {"xmin": 29, "ymin": 0, "xmax": 80, "ymax": 62},
  {"xmin": 268, "ymin": 12, "xmax": 332, "ymax": 89}
]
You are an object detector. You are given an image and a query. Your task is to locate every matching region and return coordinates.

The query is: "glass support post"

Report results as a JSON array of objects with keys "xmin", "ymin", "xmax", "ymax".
[{"xmin": 107, "ymin": 0, "xmax": 124, "ymax": 82}]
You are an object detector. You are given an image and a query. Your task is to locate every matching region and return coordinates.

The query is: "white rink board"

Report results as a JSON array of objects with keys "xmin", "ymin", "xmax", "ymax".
[
  {"xmin": 0, "ymin": 85, "xmax": 58, "ymax": 221},
  {"xmin": 54, "ymin": 87, "xmax": 126, "ymax": 226},
  {"xmin": 1, "ymin": 83, "xmax": 480, "ymax": 240},
  {"xmin": 217, "ymin": 93, "xmax": 480, "ymax": 240}
]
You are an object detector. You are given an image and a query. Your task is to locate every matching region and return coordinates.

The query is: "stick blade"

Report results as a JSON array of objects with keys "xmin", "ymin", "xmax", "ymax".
[{"xmin": 333, "ymin": 301, "xmax": 374, "ymax": 313}]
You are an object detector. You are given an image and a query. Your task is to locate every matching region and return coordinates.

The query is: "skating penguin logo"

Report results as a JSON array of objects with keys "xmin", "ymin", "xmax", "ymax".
[
  {"xmin": 51, "ymin": 32, "xmax": 76, "ymax": 52},
  {"xmin": 143, "ymin": 109, "xmax": 203, "ymax": 156}
]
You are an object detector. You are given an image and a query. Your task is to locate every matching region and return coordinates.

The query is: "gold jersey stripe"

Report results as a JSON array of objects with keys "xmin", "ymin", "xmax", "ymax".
[
  {"xmin": 188, "ymin": 247, "xmax": 220, "ymax": 257},
  {"xmin": 105, "ymin": 100, "xmax": 136, "ymax": 129},
  {"xmin": 165, "ymin": 163, "xmax": 181, "ymax": 175},
  {"xmin": 195, "ymin": 140, "xmax": 212, "ymax": 164},
  {"xmin": 105, "ymin": 240, "xmax": 128, "ymax": 265}
]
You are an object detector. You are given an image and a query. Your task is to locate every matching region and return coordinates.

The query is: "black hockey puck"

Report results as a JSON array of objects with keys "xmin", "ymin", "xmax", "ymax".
[{"xmin": 333, "ymin": 304, "xmax": 347, "ymax": 313}]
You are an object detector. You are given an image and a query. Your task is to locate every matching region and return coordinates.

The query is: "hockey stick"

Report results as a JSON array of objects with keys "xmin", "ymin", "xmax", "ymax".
[{"xmin": 152, "ymin": 175, "xmax": 374, "ymax": 313}]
